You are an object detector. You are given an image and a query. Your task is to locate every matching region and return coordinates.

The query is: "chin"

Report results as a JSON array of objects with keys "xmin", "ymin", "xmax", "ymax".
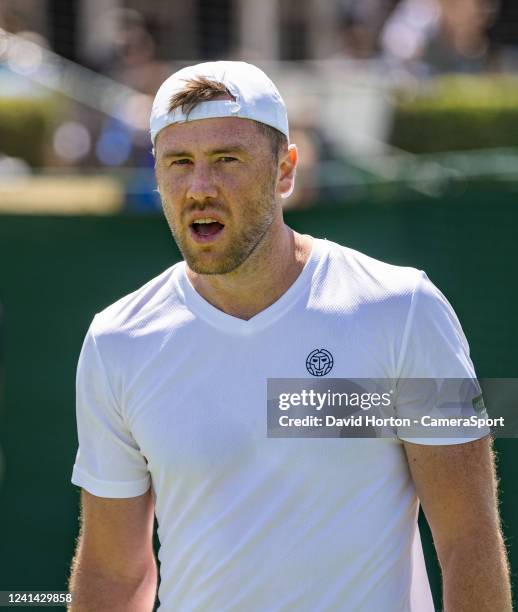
[
  {"xmin": 179, "ymin": 233, "xmax": 260, "ymax": 275},
  {"xmin": 187, "ymin": 258, "xmax": 242, "ymax": 275},
  {"xmin": 184, "ymin": 248, "xmax": 249, "ymax": 275}
]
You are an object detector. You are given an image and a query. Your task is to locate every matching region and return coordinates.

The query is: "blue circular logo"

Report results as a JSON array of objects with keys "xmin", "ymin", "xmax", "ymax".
[{"xmin": 306, "ymin": 348, "xmax": 334, "ymax": 377}]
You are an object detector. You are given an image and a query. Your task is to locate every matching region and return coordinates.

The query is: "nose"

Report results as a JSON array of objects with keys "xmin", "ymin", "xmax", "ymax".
[{"xmin": 186, "ymin": 162, "xmax": 218, "ymax": 201}]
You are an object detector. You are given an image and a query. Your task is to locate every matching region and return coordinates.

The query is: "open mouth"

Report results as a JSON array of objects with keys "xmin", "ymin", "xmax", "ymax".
[{"xmin": 189, "ymin": 218, "xmax": 225, "ymax": 242}]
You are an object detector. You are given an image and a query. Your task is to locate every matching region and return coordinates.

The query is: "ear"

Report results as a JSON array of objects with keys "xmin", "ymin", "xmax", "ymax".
[{"xmin": 277, "ymin": 144, "xmax": 298, "ymax": 200}]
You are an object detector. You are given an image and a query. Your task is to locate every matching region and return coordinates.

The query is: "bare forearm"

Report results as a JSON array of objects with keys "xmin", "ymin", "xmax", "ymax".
[
  {"xmin": 68, "ymin": 558, "xmax": 158, "ymax": 612},
  {"xmin": 441, "ymin": 532, "xmax": 512, "ymax": 612}
]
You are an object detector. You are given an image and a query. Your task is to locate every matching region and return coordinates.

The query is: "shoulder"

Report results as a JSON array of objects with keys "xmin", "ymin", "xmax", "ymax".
[
  {"xmin": 76, "ymin": 263, "xmax": 188, "ymax": 398},
  {"xmin": 88, "ymin": 262, "xmax": 184, "ymax": 347},
  {"xmin": 321, "ymin": 239, "xmax": 458, "ymax": 331},
  {"xmin": 317, "ymin": 238, "xmax": 424, "ymax": 306}
]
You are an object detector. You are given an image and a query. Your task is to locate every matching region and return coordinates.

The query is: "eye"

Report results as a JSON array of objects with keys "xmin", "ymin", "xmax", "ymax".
[
  {"xmin": 170, "ymin": 158, "xmax": 192, "ymax": 166},
  {"xmin": 218, "ymin": 156, "xmax": 238, "ymax": 163}
]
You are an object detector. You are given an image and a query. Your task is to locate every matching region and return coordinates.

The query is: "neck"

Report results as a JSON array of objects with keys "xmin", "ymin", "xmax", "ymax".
[{"xmin": 186, "ymin": 223, "xmax": 313, "ymax": 320}]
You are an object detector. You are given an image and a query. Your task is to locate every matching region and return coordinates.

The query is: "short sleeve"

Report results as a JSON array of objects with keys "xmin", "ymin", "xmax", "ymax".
[
  {"xmin": 395, "ymin": 272, "xmax": 490, "ymax": 445},
  {"xmin": 71, "ymin": 321, "xmax": 150, "ymax": 497}
]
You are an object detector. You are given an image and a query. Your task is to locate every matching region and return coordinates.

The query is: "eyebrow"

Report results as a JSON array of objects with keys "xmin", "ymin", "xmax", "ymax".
[{"xmin": 161, "ymin": 145, "xmax": 249, "ymax": 159}]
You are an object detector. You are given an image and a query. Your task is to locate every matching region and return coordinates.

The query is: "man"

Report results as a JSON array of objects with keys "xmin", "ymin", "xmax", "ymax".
[{"xmin": 69, "ymin": 61, "xmax": 512, "ymax": 611}]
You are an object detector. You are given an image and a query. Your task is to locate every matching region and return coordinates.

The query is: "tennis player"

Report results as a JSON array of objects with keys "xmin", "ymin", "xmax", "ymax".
[{"xmin": 69, "ymin": 61, "xmax": 512, "ymax": 611}]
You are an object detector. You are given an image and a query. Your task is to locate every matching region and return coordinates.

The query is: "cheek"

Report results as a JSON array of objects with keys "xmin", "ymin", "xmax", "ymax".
[
  {"xmin": 224, "ymin": 165, "xmax": 272, "ymax": 195},
  {"xmin": 219, "ymin": 174, "xmax": 244, "ymax": 196},
  {"xmin": 157, "ymin": 184, "xmax": 181, "ymax": 223},
  {"xmin": 157, "ymin": 170, "xmax": 181, "ymax": 194},
  {"xmin": 157, "ymin": 174, "xmax": 184, "ymax": 208}
]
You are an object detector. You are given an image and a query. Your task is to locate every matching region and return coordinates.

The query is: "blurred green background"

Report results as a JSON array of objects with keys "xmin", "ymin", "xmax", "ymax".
[{"xmin": 0, "ymin": 191, "xmax": 517, "ymax": 609}]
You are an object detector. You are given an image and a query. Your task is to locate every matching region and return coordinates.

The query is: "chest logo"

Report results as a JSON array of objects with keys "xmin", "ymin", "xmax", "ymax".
[{"xmin": 306, "ymin": 348, "xmax": 334, "ymax": 377}]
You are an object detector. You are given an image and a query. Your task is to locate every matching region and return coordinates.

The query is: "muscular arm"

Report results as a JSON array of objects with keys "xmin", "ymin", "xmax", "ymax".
[
  {"xmin": 68, "ymin": 488, "xmax": 157, "ymax": 612},
  {"xmin": 404, "ymin": 436, "xmax": 512, "ymax": 612}
]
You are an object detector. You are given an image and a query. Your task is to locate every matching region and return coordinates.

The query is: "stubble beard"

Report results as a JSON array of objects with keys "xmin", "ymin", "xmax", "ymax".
[{"xmin": 163, "ymin": 176, "xmax": 277, "ymax": 275}]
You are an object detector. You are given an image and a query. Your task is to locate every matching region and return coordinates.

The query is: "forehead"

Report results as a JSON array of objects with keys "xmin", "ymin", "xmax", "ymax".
[{"xmin": 155, "ymin": 116, "xmax": 265, "ymax": 156}]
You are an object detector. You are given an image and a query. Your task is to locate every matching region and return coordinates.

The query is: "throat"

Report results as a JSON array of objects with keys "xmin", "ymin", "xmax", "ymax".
[{"xmin": 186, "ymin": 230, "xmax": 313, "ymax": 320}]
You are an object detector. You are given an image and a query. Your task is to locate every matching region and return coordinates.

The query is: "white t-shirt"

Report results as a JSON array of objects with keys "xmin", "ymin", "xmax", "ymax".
[{"xmin": 72, "ymin": 237, "xmax": 486, "ymax": 611}]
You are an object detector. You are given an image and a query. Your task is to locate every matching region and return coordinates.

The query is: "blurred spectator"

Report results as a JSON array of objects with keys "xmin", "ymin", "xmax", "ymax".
[
  {"xmin": 0, "ymin": 0, "xmax": 47, "ymax": 38},
  {"xmin": 102, "ymin": 9, "xmax": 170, "ymax": 96},
  {"xmin": 381, "ymin": 0, "xmax": 497, "ymax": 73},
  {"xmin": 0, "ymin": 4, "xmax": 21, "ymax": 33},
  {"xmin": 487, "ymin": 0, "xmax": 518, "ymax": 72},
  {"xmin": 335, "ymin": 0, "xmax": 396, "ymax": 59},
  {"xmin": 338, "ymin": 13, "xmax": 380, "ymax": 60}
]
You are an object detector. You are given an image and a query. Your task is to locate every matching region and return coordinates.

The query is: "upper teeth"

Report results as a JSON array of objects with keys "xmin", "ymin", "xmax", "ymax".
[{"xmin": 194, "ymin": 218, "xmax": 219, "ymax": 224}]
